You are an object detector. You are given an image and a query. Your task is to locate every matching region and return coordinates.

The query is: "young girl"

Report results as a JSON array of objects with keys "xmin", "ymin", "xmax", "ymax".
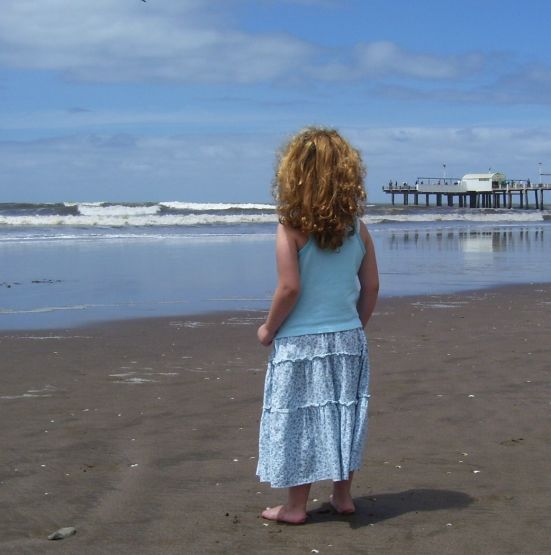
[{"xmin": 256, "ymin": 127, "xmax": 379, "ymax": 524}]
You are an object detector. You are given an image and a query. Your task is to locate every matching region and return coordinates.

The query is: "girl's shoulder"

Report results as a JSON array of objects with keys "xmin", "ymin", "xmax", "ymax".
[
  {"xmin": 277, "ymin": 222, "xmax": 309, "ymax": 251},
  {"xmin": 358, "ymin": 219, "xmax": 368, "ymax": 239},
  {"xmin": 357, "ymin": 219, "xmax": 376, "ymax": 254}
]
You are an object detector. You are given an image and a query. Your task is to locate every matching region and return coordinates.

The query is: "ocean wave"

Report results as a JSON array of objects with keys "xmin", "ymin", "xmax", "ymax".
[
  {"xmin": 77, "ymin": 203, "xmax": 161, "ymax": 216},
  {"xmin": 0, "ymin": 231, "xmax": 276, "ymax": 243},
  {"xmin": 0, "ymin": 305, "xmax": 89, "ymax": 314},
  {"xmin": 0, "ymin": 213, "xmax": 279, "ymax": 227},
  {"xmin": 0, "ymin": 205, "xmax": 548, "ymax": 227},
  {"xmin": 160, "ymin": 201, "xmax": 275, "ymax": 211}
]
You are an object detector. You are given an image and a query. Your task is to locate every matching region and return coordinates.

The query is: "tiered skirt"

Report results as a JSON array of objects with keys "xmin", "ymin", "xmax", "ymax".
[{"xmin": 256, "ymin": 327, "xmax": 370, "ymax": 488}]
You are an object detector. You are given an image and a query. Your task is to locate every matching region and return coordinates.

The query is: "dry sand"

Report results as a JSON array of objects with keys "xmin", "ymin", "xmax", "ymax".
[{"xmin": 0, "ymin": 284, "xmax": 550, "ymax": 554}]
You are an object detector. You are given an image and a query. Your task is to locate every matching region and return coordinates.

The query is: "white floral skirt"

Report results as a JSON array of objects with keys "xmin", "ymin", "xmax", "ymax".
[{"xmin": 256, "ymin": 327, "xmax": 370, "ymax": 488}]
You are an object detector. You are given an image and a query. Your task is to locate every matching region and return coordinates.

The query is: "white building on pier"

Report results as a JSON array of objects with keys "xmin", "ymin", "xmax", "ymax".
[
  {"xmin": 460, "ymin": 173, "xmax": 507, "ymax": 191},
  {"xmin": 415, "ymin": 172, "xmax": 507, "ymax": 193}
]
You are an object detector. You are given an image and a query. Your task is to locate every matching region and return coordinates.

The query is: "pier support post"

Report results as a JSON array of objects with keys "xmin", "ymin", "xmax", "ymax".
[{"xmin": 382, "ymin": 184, "xmax": 547, "ymax": 211}]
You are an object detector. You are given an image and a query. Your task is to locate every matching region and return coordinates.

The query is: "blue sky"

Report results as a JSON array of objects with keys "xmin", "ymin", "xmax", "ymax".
[{"xmin": 1, "ymin": 0, "xmax": 551, "ymax": 203}]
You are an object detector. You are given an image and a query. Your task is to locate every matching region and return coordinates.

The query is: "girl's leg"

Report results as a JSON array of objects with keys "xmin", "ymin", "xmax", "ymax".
[
  {"xmin": 261, "ymin": 483, "xmax": 311, "ymax": 524},
  {"xmin": 330, "ymin": 471, "xmax": 356, "ymax": 514}
]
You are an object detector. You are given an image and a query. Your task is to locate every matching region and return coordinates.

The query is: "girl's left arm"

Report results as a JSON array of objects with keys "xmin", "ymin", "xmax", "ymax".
[
  {"xmin": 357, "ymin": 222, "xmax": 380, "ymax": 327},
  {"xmin": 257, "ymin": 224, "xmax": 301, "ymax": 346}
]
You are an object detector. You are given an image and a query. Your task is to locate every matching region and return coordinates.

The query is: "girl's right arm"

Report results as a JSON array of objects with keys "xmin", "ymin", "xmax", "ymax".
[
  {"xmin": 257, "ymin": 223, "xmax": 301, "ymax": 346},
  {"xmin": 357, "ymin": 221, "xmax": 380, "ymax": 327}
]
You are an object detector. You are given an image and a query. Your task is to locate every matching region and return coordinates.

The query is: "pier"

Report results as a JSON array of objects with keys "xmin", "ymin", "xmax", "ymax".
[{"xmin": 383, "ymin": 177, "xmax": 550, "ymax": 210}]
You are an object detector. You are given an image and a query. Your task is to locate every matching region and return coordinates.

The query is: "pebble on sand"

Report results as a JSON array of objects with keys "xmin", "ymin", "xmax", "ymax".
[{"xmin": 48, "ymin": 527, "xmax": 77, "ymax": 540}]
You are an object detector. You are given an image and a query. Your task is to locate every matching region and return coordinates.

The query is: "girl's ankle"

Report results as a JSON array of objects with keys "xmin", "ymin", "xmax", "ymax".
[{"xmin": 285, "ymin": 502, "xmax": 307, "ymax": 514}]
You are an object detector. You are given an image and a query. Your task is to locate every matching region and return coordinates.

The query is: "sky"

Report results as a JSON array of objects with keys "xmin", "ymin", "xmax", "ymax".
[{"xmin": 1, "ymin": 0, "xmax": 551, "ymax": 203}]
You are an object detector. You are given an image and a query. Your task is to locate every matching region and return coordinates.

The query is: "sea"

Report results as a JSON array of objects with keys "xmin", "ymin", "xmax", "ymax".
[{"xmin": 1, "ymin": 201, "xmax": 550, "ymax": 330}]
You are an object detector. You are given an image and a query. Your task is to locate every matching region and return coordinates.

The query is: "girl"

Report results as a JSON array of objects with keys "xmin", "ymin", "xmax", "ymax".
[{"xmin": 256, "ymin": 127, "xmax": 379, "ymax": 524}]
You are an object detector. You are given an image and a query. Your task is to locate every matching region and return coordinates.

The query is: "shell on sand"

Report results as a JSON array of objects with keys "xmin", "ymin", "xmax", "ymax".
[{"xmin": 47, "ymin": 527, "xmax": 77, "ymax": 540}]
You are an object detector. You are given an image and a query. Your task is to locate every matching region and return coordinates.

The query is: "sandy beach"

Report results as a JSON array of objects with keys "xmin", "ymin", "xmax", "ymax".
[{"xmin": 1, "ymin": 283, "xmax": 550, "ymax": 554}]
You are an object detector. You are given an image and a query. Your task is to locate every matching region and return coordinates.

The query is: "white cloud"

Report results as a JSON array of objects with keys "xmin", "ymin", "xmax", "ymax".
[
  {"xmin": 0, "ymin": 0, "xmax": 490, "ymax": 86},
  {"xmin": 1, "ymin": 0, "xmax": 546, "ymax": 107},
  {"xmin": 0, "ymin": 132, "xmax": 278, "ymax": 202},
  {"xmin": 0, "ymin": 0, "xmax": 313, "ymax": 83},
  {"xmin": 344, "ymin": 126, "xmax": 550, "ymax": 186},
  {"xmin": 0, "ymin": 106, "xmax": 292, "ymax": 132},
  {"xmin": 1, "ymin": 127, "xmax": 548, "ymax": 202},
  {"xmin": 369, "ymin": 60, "xmax": 551, "ymax": 105},
  {"xmin": 354, "ymin": 41, "xmax": 485, "ymax": 80}
]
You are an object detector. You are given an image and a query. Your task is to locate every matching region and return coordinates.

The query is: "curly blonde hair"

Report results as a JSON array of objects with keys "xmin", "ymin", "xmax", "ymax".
[{"xmin": 273, "ymin": 127, "xmax": 367, "ymax": 250}]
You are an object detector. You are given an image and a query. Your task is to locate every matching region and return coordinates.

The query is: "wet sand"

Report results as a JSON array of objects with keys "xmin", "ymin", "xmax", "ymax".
[{"xmin": 0, "ymin": 284, "xmax": 550, "ymax": 554}]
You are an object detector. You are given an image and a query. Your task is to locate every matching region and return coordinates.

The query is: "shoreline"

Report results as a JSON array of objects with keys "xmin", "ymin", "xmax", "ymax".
[
  {"xmin": 1, "ymin": 283, "xmax": 550, "ymax": 553},
  {"xmin": 2, "ymin": 280, "xmax": 551, "ymax": 335},
  {"xmin": 2, "ymin": 219, "xmax": 550, "ymax": 332}
]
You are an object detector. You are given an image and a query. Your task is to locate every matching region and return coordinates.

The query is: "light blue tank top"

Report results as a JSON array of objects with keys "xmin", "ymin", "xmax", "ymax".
[{"xmin": 275, "ymin": 219, "xmax": 366, "ymax": 339}]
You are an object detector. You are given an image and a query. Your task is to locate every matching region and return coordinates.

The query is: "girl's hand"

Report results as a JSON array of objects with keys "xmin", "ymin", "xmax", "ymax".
[{"xmin": 257, "ymin": 324, "xmax": 274, "ymax": 347}]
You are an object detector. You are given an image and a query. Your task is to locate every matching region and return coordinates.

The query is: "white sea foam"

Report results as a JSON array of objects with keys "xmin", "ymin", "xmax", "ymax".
[
  {"xmin": 0, "ymin": 299, "xmax": 192, "ymax": 316},
  {"xmin": 1, "ymin": 384, "xmax": 56, "ymax": 400},
  {"xmin": 0, "ymin": 210, "xmax": 547, "ymax": 228},
  {"xmin": 1, "ymin": 392, "xmax": 53, "ymax": 399},
  {"xmin": 114, "ymin": 377, "xmax": 157, "ymax": 384},
  {"xmin": 0, "ymin": 213, "xmax": 279, "ymax": 227},
  {"xmin": 0, "ymin": 305, "xmax": 89, "ymax": 314},
  {"xmin": 64, "ymin": 201, "xmax": 103, "ymax": 207},
  {"xmin": 77, "ymin": 204, "xmax": 161, "ymax": 216},
  {"xmin": 8, "ymin": 335, "xmax": 92, "ymax": 340},
  {"xmin": 160, "ymin": 201, "xmax": 275, "ymax": 210},
  {"xmin": 0, "ymin": 231, "xmax": 276, "ymax": 243}
]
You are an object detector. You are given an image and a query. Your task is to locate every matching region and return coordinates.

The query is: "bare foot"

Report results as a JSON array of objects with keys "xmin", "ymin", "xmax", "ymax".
[
  {"xmin": 329, "ymin": 494, "xmax": 356, "ymax": 515},
  {"xmin": 261, "ymin": 505, "xmax": 307, "ymax": 524}
]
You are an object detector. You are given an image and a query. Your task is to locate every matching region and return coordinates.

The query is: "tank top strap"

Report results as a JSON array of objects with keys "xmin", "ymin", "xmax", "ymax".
[{"xmin": 354, "ymin": 217, "xmax": 366, "ymax": 255}]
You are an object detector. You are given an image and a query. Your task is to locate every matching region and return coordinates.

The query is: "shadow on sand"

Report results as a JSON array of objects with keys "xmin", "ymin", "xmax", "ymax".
[{"xmin": 307, "ymin": 488, "xmax": 474, "ymax": 528}]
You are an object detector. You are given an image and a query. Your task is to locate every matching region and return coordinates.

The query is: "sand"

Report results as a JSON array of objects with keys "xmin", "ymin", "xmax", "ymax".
[{"xmin": 0, "ymin": 284, "xmax": 550, "ymax": 554}]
